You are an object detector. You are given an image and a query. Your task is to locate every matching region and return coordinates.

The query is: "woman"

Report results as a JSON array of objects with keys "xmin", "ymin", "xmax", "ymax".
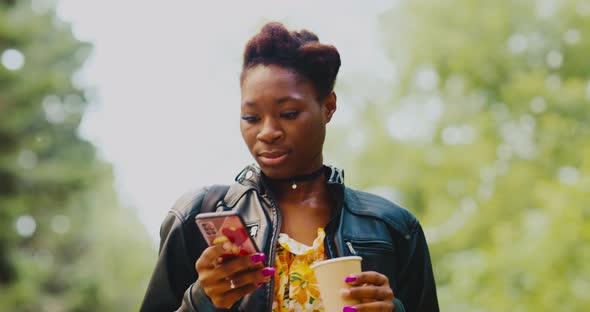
[{"xmin": 140, "ymin": 22, "xmax": 438, "ymax": 312}]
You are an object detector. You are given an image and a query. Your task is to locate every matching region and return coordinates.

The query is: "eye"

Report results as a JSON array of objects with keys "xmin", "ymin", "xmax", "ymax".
[
  {"xmin": 280, "ymin": 111, "xmax": 300, "ymax": 120},
  {"xmin": 241, "ymin": 115, "xmax": 260, "ymax": 123}
]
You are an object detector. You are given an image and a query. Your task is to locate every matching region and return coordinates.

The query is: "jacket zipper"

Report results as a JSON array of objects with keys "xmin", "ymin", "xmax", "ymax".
[
  {"xmin": 262, "ymin": 190, "xmax": 282, "ymax": 311},
  {"xmin": 345, "ymin": 241, "xmax": 357, "ymax": 255},
  {"xmin": 345, "ymin": 239, "xmax": 394, "ymax": 253}
]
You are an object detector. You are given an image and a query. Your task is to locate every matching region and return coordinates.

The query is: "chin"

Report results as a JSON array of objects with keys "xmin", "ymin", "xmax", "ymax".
[{"xmin": 256, "ymin": 163, "xmax": 295, "ymax": 180}]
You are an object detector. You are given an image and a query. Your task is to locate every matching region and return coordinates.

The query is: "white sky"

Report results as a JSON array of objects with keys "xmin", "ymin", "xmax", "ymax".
[{"xmin": 54, "ymin": 0, "xmax": 397, "ymax": 243}]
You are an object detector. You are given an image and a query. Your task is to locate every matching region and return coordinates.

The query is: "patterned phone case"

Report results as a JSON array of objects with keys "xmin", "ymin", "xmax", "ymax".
[{"xmin": 196, "ymin": 212, "xmax": 259, "ymax": 256}]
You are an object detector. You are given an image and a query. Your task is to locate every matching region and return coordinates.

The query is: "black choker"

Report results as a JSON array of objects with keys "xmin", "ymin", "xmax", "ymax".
[{"xmin": 263, "ymin": 166, "xmax": 326, "ymax": 190}]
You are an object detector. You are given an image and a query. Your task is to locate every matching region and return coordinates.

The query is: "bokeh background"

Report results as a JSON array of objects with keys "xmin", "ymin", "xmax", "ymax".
[{"xmin": 1, "ymin": 0, "xmax": 589, "ymax": 311}]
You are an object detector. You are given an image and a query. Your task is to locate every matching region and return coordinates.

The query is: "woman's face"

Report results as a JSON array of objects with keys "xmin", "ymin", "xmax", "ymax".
[{"xmin": 240, "ymin": 64, "xmax": 336, "ymax": 179}]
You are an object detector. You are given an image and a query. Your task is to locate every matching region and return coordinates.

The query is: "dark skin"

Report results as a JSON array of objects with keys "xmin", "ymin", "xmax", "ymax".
[
  {"xmin": 239, "ymin": 64, "xmax": 335, "ymax": 245},
  {"xmin": 196, "ymin": 64, "xmax": 394, "ymax": 311}
]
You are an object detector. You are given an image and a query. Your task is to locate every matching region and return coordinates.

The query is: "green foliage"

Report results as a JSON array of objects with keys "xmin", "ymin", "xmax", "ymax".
[
  {"xmin": 0, "ymin": 1, "xmax": 154, "ymax": 311},
  {"xmin": 327, "ymin": 0, "xmax": 590, "ymax": 310}
]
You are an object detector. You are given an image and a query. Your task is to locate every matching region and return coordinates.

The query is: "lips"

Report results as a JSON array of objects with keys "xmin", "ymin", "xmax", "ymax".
[
  {"xmin": 258, "ymin": 150, "xmax": 289, "ymax": 166},
  {"xmin": 259, "ymin": 150, "xmax": 288, "ymax": 158}
]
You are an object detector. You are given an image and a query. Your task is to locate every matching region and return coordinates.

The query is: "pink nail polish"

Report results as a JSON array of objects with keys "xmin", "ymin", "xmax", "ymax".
[
  {"xmin": 251, "ymin": 253, "xmax": 266, "ymax": 263},
  {"xmin": 344, "ymin": 275, "xmax": 357, "ymax": 283},
  {"xmin": 261, "ymin": 267, "xmax": 275, "ymax": 277},
  {"xmin": 343, "ymin": 306, "xmax": 357, "ymax": 312}
]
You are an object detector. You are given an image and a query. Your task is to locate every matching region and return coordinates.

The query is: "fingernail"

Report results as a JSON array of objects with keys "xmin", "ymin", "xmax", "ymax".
[
  {"xmin": 222, "ymin": 242, "xmax": 232, "ymax": 251},
  {"xmin": 251, "ymin": 253, "xmax": 266, "ymax": 263},
  {"xmin": 340, "ymin": 288, "xmax": 351, "ymax": 297},
  {"xmin": 261, "ymin": 267, "xmax": 275, "ymax": 277},
  {"xmin": 343, "ymin": 306, "xmax": 357, "ymax": 312},
  {"xmin": 344, "ymin": 275, "xmax": 357, "ymax": 283}
]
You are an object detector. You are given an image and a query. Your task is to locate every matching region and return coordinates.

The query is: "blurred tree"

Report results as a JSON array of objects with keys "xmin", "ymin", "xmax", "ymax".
[
  {"xmin": 328, "ymin": 0, "xmax": 590, "ymax": 310},
  {"xmin": 0, "ymin": 1, "xmax": 154, "ymax": 311}
]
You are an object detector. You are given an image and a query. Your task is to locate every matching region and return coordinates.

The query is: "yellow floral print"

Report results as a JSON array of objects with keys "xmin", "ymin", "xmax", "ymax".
[{"xmin": 272, "ymin": 228, "xmax": 326, "ymax": 312}]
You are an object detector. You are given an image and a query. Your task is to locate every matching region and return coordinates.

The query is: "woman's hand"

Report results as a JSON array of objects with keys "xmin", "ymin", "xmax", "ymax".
[
  {"xmin": 340, "ymin": 271, "xmax": 395, "ymax": 312},
  {"xmin": 195, "ymin": 241, "xmax": 274, "ymax": 309}
]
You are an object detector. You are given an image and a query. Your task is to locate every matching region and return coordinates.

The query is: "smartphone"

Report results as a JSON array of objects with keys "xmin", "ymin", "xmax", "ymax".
[{"xmin": 195, "ymin": 211, "xmax": 260, "ymax": 258}]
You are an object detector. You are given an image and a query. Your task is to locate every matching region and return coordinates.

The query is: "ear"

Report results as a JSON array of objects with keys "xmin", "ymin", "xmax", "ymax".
[{"xmin": 322, "ymin": 92, "xmax": 337, "ymax": 123}]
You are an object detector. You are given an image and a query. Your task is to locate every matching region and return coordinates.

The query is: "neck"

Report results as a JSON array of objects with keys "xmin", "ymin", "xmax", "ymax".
[{"xmin": 263, "ymin": 165, "xmax": 327, "ymax": 201}]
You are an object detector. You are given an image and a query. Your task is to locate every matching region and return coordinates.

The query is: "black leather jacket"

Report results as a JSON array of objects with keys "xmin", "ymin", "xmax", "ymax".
[{"xmin": 140, "ymin": 165, "xmax": 439, "ymax": 311}]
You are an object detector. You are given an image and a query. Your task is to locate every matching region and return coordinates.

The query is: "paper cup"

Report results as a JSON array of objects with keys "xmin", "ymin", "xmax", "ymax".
[{"xmin": 311, "ymin": 256, "xmax": 362, "ymax": 312}]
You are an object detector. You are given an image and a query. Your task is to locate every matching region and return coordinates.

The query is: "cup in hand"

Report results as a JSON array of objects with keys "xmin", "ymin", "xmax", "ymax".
[{"xmin": 310, "ymin": 256, "xmax": 362, "ymax": 312}]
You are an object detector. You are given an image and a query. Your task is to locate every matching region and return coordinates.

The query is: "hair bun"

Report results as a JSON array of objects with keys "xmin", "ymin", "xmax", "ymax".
[
  {"xmin": 293, "ymin": 30, "xmax": 319, "ymax": 45},
  {"xmin": 242, "ymin": 22, "xmax": 341, "ymax": 98},
  {"xmin": 243, "ymin": 22, "xmax": 298, "ymax": 64},
  {"xmin": 297, "ymin": 43, "xmax": 341, "ymax": 95}
]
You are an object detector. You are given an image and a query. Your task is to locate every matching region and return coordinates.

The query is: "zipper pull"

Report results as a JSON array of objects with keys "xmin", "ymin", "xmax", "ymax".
[
  {"xmin": 345, "ymin": 241, "xmax": 357, "ymax": 255},
  {"xmin": 249, "ymin": 225, "xmax": 259, "ymax": 238}
]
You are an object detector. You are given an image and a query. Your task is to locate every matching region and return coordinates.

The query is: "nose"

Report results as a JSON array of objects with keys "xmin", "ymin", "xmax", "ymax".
[{"xmin": 256, "ymin": 118, "xmax": 283, "ymax": 144}]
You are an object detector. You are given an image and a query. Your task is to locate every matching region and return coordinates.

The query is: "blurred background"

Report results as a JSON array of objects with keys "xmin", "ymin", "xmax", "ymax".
[{"xmin": 1, "ymin": 0, "xmax": 589, "ymax": 310}]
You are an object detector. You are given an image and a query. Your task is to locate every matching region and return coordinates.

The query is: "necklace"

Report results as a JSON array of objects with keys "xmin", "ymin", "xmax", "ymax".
[{"xmin": 263, "ymin": 166, "xmax": 326, "ymax": 190}]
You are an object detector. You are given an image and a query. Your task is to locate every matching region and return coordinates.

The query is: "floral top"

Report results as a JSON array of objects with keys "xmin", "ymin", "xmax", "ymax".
[{"xmin": 272, "ymin": 228, "xmax": 326, "ymax": 312}]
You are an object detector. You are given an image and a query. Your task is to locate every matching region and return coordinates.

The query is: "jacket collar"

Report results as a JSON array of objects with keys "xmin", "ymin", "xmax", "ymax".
[
  {"xmin": 231, "ymin": 164, "xmax": 348, "ymax": 259},
  {"xmin": 229, "ymin": 164, "xmax": 345, "ymax": 211}
]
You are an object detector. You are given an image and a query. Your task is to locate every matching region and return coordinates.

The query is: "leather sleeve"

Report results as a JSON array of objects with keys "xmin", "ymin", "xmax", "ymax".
[
  {"xmin": 139, "ymin": 190, "xmax": 221, "ymax": 312},
  {"xmin": 395, "ymin": 220, "xmax": 439, "ymax": 312},
  {"xmin": 178, "ymin": 282, "xmax": 231, "ymax": 312}
]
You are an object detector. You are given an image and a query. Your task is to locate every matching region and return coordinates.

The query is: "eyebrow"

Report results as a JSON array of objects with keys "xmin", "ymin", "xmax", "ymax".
[{"xmin": 243, "ymin": 95, "xmax": 304, "ymax": 107}]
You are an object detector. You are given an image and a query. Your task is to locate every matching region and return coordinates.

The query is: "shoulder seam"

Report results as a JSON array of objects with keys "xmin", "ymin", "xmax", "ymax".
[
  {"xmin": 345, "ymin": 188, "xmax": 417, "ymax": 237},
  {"xmin": 169, "ymin": 187, "xmax": 208, "ymax": 223},
  {"xmin": 168, "ymin": 209, "xmax": 184, "ymax": 222}
]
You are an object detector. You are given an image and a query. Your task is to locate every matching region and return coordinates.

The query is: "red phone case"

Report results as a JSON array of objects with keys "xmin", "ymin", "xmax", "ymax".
[{"xmin": 196, "ymin": 212, "xmax": 259, "ymax": 258}]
